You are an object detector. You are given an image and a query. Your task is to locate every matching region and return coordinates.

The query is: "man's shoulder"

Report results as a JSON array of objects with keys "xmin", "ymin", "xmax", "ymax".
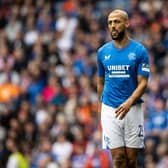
[
  {"xmin": 98, "ymin": 41, "xmax": 112, "ymax": 53},
  {"xmin": 131, "ymin": 39, "xmax": 146, "ymax": 50}
]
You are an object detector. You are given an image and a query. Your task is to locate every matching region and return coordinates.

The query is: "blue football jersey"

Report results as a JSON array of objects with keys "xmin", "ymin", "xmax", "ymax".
[{"xmin": 97, "ymin": 39, "xmax": 150, "ymax": 108}]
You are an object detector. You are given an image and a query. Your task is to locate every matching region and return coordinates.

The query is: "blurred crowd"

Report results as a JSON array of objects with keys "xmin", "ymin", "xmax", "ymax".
[{"xmin": 0, "ymin": 0, "xmax": 167, "ymax": 168}]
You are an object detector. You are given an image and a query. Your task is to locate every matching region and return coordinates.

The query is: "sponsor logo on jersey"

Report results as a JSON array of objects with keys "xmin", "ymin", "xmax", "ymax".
[
  {"xmin": 107, "ymin": 65, "xmax": 130, "ymax": 78},
  {"xmin": 107, "ymin": 65, "xmax": 130, "ymax": 71}
]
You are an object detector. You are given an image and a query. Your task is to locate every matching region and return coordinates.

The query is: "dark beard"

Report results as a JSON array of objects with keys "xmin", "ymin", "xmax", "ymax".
[{"xmin": 111, "ymin": 30, "xmax": 125, "ymax": 41}]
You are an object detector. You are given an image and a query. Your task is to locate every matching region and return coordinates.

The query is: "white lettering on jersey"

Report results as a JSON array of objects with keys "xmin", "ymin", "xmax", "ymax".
[
  {"xmin": 107, "ymin": 65, "xmax": 130, "ymax": 78},
  {"xmin": 109, "ymin": 74, "xmax": 130, "ymax": 78},
  {"xmin": 107, "ymin": 65, "xmax": 130, "ymax": 71}
]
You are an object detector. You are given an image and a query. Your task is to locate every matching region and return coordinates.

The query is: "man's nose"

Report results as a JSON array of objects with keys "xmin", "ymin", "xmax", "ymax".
[{"xmin": 111, "ymin": 22, "xmax": 116, "ymax": 28}]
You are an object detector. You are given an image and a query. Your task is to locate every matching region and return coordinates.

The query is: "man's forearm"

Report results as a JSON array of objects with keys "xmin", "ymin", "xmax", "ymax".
[
  {"xmin": 97, "ymin": 77, "xmax": 104, "ymax": 112},
  {"xmin": 97, "ymin": 78, "xmax": 104, "ymax": 99},
  {"xmin": 115, "ymin": 76, "xmax": 148, "ymax": 120},
  {"xmin": 127, "ymin": 76, "xmax": 148, "ymax": 105},
  {"xmin": 97, "ymin": 84, "xmax": 103, "ymax": 110}
]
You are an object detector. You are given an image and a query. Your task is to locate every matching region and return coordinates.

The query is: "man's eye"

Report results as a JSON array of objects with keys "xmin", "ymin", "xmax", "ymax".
[
  {"xmin": 114, "ymin": 20, "xmax": 120, "ymax": 23},
  {"xmin": 108, "ymin": 20, "xmax": 121, "ymax": 25}
]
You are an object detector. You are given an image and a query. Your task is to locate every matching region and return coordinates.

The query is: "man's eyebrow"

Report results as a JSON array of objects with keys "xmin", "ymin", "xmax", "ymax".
[{"xmin": 108, "ymin": 18, "xmax": 121, "ymax": 22}]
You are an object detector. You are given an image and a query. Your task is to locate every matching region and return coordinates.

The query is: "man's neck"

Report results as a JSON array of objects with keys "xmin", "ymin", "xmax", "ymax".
[{"xmin": 113, "ymin": 34, "xmax": 130, "ymax": 49}]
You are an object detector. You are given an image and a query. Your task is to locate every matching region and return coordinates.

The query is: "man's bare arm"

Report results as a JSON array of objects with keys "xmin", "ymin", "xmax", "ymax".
[
  {"xmin": 115, "ymin": 75, "xmax": 148, "ymax": 120},
  {"xmin": 97, "ymin": 77, "xmax": 104, "ymax": 114}
]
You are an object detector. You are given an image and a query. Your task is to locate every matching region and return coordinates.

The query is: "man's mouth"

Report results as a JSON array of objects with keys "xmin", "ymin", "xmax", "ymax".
[{"xmin": 111, "ymin": 30, "xmax": 118, "ymax": 35}]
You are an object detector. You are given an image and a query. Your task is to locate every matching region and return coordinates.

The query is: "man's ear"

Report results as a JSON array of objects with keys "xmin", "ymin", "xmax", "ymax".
[{"xmin": 125, "ymin": 20, "xmax": 129, "ymax": 28}]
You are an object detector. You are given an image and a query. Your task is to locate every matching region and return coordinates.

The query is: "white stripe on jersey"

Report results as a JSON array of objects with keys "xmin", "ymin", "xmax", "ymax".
[
  {"xmin": 109, "ymin": 74, "xmax": 130, "ymax": 78},
  {"xmin": 142, "ymin": 67, "xmax": 150, "ymax": 72},
  {"xmin": 111, "ymin": 71, "xmax": 126, "ymax": 74}
]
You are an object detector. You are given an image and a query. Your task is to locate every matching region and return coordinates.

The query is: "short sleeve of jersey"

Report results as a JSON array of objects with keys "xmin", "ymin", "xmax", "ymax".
[
  {"xmin": 97, "ymin": 49, "xmax": 105, "ymax": 77},
  {"xmin": 137, "ymin": 46, "xmax": 150, "ymax": 77}
]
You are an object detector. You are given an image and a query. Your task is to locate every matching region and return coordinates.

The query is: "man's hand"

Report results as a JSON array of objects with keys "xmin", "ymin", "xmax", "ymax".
[
  {"xmin": 115, "ymin": 99, "xmax": 133, "ymax": 120},
  {"xmin": 115, "ymin": 76, "xmax": 148, "ymax": 120}
]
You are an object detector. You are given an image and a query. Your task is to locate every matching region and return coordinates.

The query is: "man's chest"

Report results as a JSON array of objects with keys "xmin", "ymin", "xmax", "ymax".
[{"xmin": 101, "ymin": 52, "xmax": 138, "ymax": 78}]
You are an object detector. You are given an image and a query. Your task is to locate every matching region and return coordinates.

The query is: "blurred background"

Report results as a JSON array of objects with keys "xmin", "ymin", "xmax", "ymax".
[{"xmin": 0, "ymin": 0, "xmax": 167, "ymax": 168}]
